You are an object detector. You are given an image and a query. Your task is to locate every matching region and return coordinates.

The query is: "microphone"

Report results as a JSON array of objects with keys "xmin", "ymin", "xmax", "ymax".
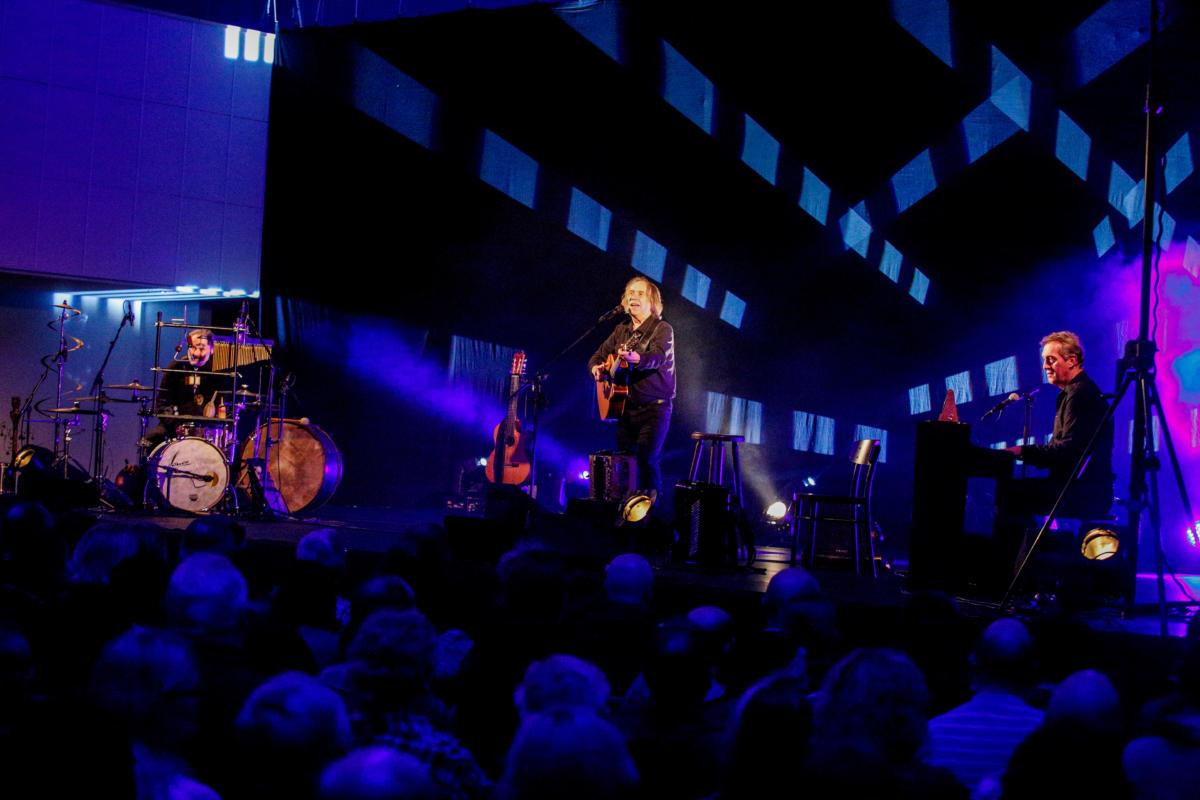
[
  {"xmin": 981, "ymin": 387, "xmax": 1040, "ymax": 420},
  {"xmin": 598, "ymin": 304, "xmax": 625, "ymax": 323}
]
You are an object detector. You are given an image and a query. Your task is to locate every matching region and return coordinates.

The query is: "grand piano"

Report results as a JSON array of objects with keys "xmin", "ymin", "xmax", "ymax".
[{"xmin": 909, "ymin": 420, "xmax": 1019, "ymax": 594}]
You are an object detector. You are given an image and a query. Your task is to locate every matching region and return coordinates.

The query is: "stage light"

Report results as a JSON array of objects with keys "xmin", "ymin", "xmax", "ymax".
[
  {"xmin": 620, "ymin": 491, "xmax": 655, "ymax": 525},
  {"xmin": 476, "ymin": 457, "xmax": 488, "ymax": 467},
  {"xmin": 199, "ymin": 287, "xmax": 221, "ymax": 296},
  {"xmin": 804, "ymin": 476, "xmax": 817, "ymax": 487},
  {"xmin": 175, "ymin": 285, "xmax": 198, "ymax": 293},
  {"xmin": 765, "ymin": 500, "xmax": 788, "ymax": 521},
  {"xmin": 579, "ymin": 470, "xmax": 590, "ymax": 481},
  {"xmin": 1186, "ymin": 521, "xmax": 1199, "ymax": 549},
  {"xmin": 1081, "ymin": 527, "xmax": 1120, "ymax": 561}
]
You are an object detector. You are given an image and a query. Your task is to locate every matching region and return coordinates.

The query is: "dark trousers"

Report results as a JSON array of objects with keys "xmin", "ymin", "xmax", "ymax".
[{"xmin": 616, "ymin": 400, "xmax": 672, "ymax": 494}]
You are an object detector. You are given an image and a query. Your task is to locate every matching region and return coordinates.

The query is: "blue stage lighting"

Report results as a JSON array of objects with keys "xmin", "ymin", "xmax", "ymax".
[
  {"xmin": 909, "ymin": 383, "xmax": 931, "ymax": 415},
  {"xmin": 840, "ymin": 203, "xmax": 871, "ymax": 258},
  {"xmin": 945, "ymin": 370, "xmax": 973, "ymax": 404},
  {"xmin": 1165, "ymin": 134, "xmax": 1193, "ymax": 194},
  {"xmin": 985, "ymin": 356, "xmax": 1018, "ymax": 396},
  {"xmin": 910, "ymin": 269, "xmax": 929, "ymax": 304},
  {"xmin": 1094, "ymin": 217, "xmax": 1116, "ymax": 257},
  {"xmin": 719, "ymin": 291, "xmax": 745, "ymax": 328}
]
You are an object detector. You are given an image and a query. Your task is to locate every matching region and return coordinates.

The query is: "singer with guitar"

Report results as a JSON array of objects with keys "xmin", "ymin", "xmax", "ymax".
[{"xmin": 588, "ymin": 277, "xmax": 676, "ymax": 495}]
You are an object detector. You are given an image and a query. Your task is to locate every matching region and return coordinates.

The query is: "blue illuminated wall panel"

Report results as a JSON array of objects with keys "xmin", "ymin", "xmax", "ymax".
[
  {"xmin": 719, "ymin": 291, "xmax": 746, "ymax": 328},
  {"xmin": 662, "ymin": 41, "xmax": 713, "ymax": 134},
  {"xmin": 799, "ymin": 167, "xmax": 830, "ymax": 225},
  {"xmin": 985, "ymin": 356, "xmax": 1019, "ymax": 396},
  {"xmin": 681, "ymin": 265, "xmax": 711, "ymax": 308},
  {"xmin": 794, "ymin": 411, "xmax": 835, "ymax": 455},
  {"xmin": 567, "ymin": 188, "xmax": 612, "ymax": 251},
  {"xmin": 481, "ymin": 130, "xmax": 538, "ymax": 209},
  {"xmin": 880, "ymin": 241, "xmax": 903, "ymax": 282},
  {"xmin": 853, "ymin": 424, "xmax": 888, "ymax": 463},
  {"xmin": 909, "ymin": 383, "xmax": 931, "ymax": 415},
  {"xmin": 742, "ymin": 115, "xmax": 780, "ymax": 185},
  {"xmin": 910, "ymin": 269, "xmax": 930, "ymax": 304},
  {"xmin": 0, "ymin": 0, "xmax": 272, "ymax": 291},
  {"xmin": 631, "ymin": 231, "xmax": 667, "ymax": 281},
  {"xmin": 945, "ymin": 370, "xmax": 973, "ymax": 404}
]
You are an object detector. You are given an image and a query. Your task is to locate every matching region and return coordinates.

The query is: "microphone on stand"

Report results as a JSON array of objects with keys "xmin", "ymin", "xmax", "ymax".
[
  {"xmin": 598, "ymin": 304, "xmax": 626, "ymax": 324},
  {"xmin": 981, "ymin": 387, "xmax": 1040, "ymax": 420}
]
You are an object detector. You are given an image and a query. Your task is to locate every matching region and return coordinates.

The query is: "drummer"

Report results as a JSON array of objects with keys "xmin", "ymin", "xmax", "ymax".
[
  {"xmin": 146, "ymin": 328, "xmax": 226, "ymax": 446},
  {"xmin": 161, "ymin": 328, "xmax": 226, "ymax": 417}
]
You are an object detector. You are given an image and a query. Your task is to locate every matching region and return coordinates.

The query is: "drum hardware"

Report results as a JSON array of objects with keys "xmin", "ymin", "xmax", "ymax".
[{"xmin": 105, "ymin": 381, "xmax": 153, "ymax": 392}]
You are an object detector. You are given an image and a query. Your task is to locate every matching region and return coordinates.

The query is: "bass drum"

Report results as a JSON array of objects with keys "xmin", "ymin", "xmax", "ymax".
[
  {"xmin": 150, "ymin": 437, "xmax": 229, "ymax": 513},
  {"xmin": 237, "ymin": 419, "xmax": 342, "ymax": 514}
]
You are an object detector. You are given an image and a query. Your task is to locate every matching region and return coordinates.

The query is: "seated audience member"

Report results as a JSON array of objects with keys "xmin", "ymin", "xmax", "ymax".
[
  {"xmin": 91, "ymin": 626, "xmax": 218, "ymax": 800},
  {"xmin": 231, "ymin": 671, "xmax": 354, "ymax": 800},
  {"xmin": 514, "ymin": 654, "xmax": 611, "ymax": 722},
  {"xmin": 806, "ymin": 647, "xmax": 967, "ymax": 799},
  {"xmin": 718, "ymin": 673, "xmax": 812, "ymax": 800},
  {"xmin": 319, "ymin": 746, "xmax": 437, "ymax": 800},
  {"xmin": 926, "ymin": 619, "xmax": 1044, "ymax": 793},
  {"xmin": 497, "ymin": 707, "xmax": 638, "ymax": 800},
  {"xmin": 1123, "ymin": 621, "xmax": 1200, "ymax": 800}
]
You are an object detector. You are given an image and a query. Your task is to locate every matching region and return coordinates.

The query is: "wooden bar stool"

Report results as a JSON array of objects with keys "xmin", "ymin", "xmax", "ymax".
[{"xmin": 686, "ymin": 432, "xmax": 745, "ymax": 507}]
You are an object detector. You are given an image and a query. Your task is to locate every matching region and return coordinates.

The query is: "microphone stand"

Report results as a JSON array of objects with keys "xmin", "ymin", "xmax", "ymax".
[
  {"xmin": 89, "ymin": 305, "xmax": 134, "ymax": 487},
  {"xmin": 522, "ymin": 308, "xmax": 625, "ymax": 503},
  {"xmin": 1020, "ymin": 393, "xmax": 1035, "ymax": 480}
]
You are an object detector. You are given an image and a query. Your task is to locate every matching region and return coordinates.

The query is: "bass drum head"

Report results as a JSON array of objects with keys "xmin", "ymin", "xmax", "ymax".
[
  {"xmin": 238, "ymin": 419, "xmax": 342, "ymax": 515},
  {"xmin": 150, "ymin": 437, "xmax": 229, "ymax": 513}
]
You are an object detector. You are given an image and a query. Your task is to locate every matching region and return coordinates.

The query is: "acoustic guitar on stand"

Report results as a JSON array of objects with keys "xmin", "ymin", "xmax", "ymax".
[
  {"xmin": 595, "ymin": 330, "xmax": 645, "ymax": 421},
  {"xmin": 485, "ymin": 351, "xmax": 531, "ymax": 485}
]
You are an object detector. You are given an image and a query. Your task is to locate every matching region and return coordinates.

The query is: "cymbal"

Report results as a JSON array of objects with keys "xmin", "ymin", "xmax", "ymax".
[
  {"xmin": 46, "ymin": 405, "xmax": 100, "ymax": 415},
  {"xmin": 67, "ymin": 394, "xmax": 137, "ymax": 405},
  {"xmin": 218, "ymin": 388, "xmax": 261, "ymax": 399},
  {"xmin": 106, "ymin": 381, "xmax": 153, "ymax": 392},
  {"xmin": 51, "ymin": 301, "xmax": 80, "ymax": 313}
]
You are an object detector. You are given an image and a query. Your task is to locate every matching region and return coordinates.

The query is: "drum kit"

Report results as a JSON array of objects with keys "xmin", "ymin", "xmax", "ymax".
[{"xmin": 3, "ymin": 301, "xmax": 342, "ymax": 517}]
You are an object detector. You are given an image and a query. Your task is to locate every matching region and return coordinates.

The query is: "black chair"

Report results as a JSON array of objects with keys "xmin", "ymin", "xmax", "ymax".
[{"xmin": 790, "ymin": 438, "xmax": 881, "ymax": 576}]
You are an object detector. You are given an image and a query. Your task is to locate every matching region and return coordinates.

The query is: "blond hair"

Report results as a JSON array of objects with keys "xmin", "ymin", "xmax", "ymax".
[{"xmin": 623, "ymin": 277, "xmax": 664, "ymax": 317}]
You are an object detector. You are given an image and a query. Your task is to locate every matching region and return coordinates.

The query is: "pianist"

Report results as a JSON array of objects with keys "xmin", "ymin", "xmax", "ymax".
[{"xmin": 1004, "ymin": 331, "xmax": 1114, "ymax": 518}]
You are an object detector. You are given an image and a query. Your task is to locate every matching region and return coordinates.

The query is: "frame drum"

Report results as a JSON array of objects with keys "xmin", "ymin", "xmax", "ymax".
[{"xmin": 238, "ymin": 419, "xmax": 342, "ymax": 514}]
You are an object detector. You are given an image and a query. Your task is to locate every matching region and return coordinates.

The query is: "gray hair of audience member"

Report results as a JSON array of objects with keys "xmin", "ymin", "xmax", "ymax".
[
  {"xmin": 91, "ymin": 626, "xmax": 200, "ymax": 741},
  {"xmin": 236, "ymin": 671, "xmax": 353, "ymax": 766},
  {"xmin": 298, "ymin": 528, "xmax": 346, "ymax": 570},
  {"xmin": 498, "ymin": 707, "xmax": 639, "ymax": 800},
  {"xmin": 319, "ymin": 746, "xmax": 437, "ymax": 800},
  {"xmin": 514, "ymin": 654, "xmax": 611, "ymax": 719},
  {"xmin": 352, "ymin": 575, "xmax": 416, "ymax": 618},
  {"xmin": 180, "ymin": 515, "xmax": 244, "ymax": 559},
  {"xmin": 604, "ymin": 553, "xmax": 654, "ymax": 605},
  {"xmin": 69, "ymin": 522, "xmax": 147, "ymax": 584},
  {"xmin": 347, "ymin": 609, "xmax": 438, "ymax": 699},
  {"xmin": 815, "ymin": 647, "xmax": 930, "ymax": 763},
  {"xmin": 164, "ymin": 553, "xmax": 248, "ymax": 636},
  {"xmin": 1046, "ymin": 669, "xmax": 1123, "ymax": 734},
  {"xmin": 972, "ymin": 617, "xmax": 1037, "ymax": 691}
]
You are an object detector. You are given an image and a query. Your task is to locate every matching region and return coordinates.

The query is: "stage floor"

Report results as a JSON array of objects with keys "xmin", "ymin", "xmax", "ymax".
[{"xmin": 104, "ymin": 502, "xmax": 1200, "ymax": 641}]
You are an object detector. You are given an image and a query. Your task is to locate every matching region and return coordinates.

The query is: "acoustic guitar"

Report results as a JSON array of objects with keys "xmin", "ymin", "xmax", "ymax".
[
  {"xmin": 595, "ymin": 330, "xmax": 644, "ymax": 421},
  {"xmin": 485, "ymin": 351, "xmax": 532, "ymax": 484}
]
